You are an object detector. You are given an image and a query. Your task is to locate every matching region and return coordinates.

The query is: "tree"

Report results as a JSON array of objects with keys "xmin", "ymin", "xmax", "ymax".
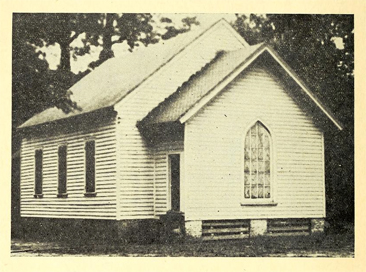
[
  {"xmin": 12, "ymin": 14, "xmax": 51, "ymax": 129},
  {"xmin": 85, "ymin": 14, "xmax": 199, "ymax": 69},
  {"xmin": 12, "ymin": 14, "xmax": 103, "ymax": 117},
  {"xmin": 160, "ymin": 16, "xmax": 200, "ymax": 40},
  {"xmin": 20, "ymin": 14, "xmax": 103, "ymax": 72},
  {"xmin": 85, "ymin": 13, "xmax": 160, "ymax": 69}
]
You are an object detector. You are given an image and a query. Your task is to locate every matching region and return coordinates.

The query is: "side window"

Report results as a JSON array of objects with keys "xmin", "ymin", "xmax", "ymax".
[
  {"xmin": 34, "ymin": 149, "xmax": 43, "ymax": 197},
  {"xmin": 58, "ymin": 145, "xmax": 68, "ymax": 197},
  {"xmin": 85, "ymin": 140, "xmax": 96, "ymax": 196},
  {"xmin": 244, "ymin": 121, "xmax": 272, "ymax": 200}
]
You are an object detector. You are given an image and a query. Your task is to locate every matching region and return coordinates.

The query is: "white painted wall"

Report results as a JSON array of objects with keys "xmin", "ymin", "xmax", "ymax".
[
  {"xmin": 184, "ymin": 65, "xmax": 325, "ymax": 221},
  {"xmin": 20, "ymin": 118, "xmax": 117, "ymax": 219},
  {"xmin": 114, "ymin": 20, "xmax": 247, "ymax": 219}
]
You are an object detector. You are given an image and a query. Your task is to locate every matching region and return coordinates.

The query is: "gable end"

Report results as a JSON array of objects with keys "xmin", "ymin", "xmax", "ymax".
[{"xmin": 179, "ymin": 46, "xmax": 343, "ymax": 131}]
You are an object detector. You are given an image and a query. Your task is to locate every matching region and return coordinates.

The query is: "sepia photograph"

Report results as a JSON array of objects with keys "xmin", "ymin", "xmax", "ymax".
[
  {"xmin": 9, "ymin": 12, "xmax": 355, "ymax": 258},
  {"xmin": 1, "ymin": 0, "xmax": 365, "ymax": 270}
]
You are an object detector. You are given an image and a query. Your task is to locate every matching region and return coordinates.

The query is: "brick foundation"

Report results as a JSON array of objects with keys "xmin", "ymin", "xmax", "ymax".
[
  {"xmin": 250, "ymin": 219, "xmax": 267, "ymax": 236},
  {"xmin": 185, "ymin": 220, "xmax": 202, "ymax": 238},
  {"xmin": 311, "ymin": 218, "xmax": 325, "ymax": 234}
]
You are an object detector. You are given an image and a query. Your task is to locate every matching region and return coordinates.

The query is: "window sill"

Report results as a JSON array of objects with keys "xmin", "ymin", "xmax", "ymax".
[
  {"xmin": 33, "ymin": 194, "xmax": 44, "ymax": 199},
  {"xmin": 57, "ymin": 193, "xmax": 68, "ymax": 198},
  {"xmin": 241, "ymin": 201, "xmax": 277, "ymax": 206},
  {"xmin": 84, "ymin": 192, "xmax": 97, "ymax": 197}
]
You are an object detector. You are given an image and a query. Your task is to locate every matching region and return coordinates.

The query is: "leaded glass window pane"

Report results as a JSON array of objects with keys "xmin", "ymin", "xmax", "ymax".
[{"xmin": 244, "ymin": 122, "xmax": 271, "ymax": 200}]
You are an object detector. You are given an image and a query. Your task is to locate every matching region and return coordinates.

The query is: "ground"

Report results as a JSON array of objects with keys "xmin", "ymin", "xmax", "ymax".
[{"xmin": 11, "ymin": 229, "xmax": 354, "ymax": 257}]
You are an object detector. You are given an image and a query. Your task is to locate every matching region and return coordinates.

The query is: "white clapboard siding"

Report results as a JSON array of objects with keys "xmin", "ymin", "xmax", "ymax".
[
  {"xmin": 20, "ymin": 118, "xmax": 118, "ymax": 220},
  {"xmin": 115, "ymin": 21, "xmax": 246, "ymax": 219},
  {"xmin": 184, "ymin": 65, "xmax": 325, "ymax": 221}
]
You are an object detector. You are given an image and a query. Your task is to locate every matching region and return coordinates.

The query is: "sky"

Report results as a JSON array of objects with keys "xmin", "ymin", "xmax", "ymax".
[{"xmin": 41, "ymin": 13, "xmax": 237, "ymax": 74}]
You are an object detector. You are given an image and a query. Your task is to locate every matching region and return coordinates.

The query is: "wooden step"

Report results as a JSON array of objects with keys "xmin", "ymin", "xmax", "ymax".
[
  {"xmin": 203, "ymin": 221, "xmax": 250, "ymax": 227},
  {"xmin": 268, "ymin": 225, "xmax": 309, "ymax": 232},
  {"xmin": 269, "ymin": 222, "xmax": 310, "ymax": 227},
  {"xmin": 202, "ymin": 233, "xmax": 249, "ymax": 241},
  {"xmin": 268, "ymin": 219, "xmax": 309, "ymax": 226},
  {"xmin": 203, "ymin": 227, "xmax": 249, "ymax": 234},
  {"xmin": 266, "ymin": 231, "xmax": 310, "ymax": 237}
]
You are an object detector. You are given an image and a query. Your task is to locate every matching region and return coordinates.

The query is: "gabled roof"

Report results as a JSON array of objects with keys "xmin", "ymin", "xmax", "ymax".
[
  {"xmin": 19, "ymin": 19, "xmax": 245, "ymax": 129},
  {"xmin": 140, "ymin": 43, "xmax": 263, "ymax": 126},
  {"xmin": 140, "ymin": 44, "xmax": 343, "ymax": 130}
]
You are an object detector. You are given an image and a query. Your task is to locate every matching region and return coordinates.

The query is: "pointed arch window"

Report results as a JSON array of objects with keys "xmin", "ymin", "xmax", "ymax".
[{"xmin": 244, "ymin": 121, "xmax": 272, "ymax": 200}]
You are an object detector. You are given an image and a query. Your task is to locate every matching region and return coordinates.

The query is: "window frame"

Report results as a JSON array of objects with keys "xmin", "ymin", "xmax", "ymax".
[
  {"xmin": 84, "ymin": 139, "xmax": 97, "ymax": 197},
  {"xmin": 57, "ymin": 144, "xmax": 68, "ymax": 198},
  {"xmin": 34, "ymin": 148, "xmax": 44, "ymax": 198},
  {"xmin": 240, "ymin": 120, "xmax": 277, "ymax": 206}
]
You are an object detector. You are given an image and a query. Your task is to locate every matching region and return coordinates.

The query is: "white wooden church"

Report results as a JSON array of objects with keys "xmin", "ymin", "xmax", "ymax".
[{"xmin": 18, "ymin": 19, "xmax": 343, "ymax": 240}]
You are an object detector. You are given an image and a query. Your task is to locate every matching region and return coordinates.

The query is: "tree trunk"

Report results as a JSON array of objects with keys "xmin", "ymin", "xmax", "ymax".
[
  {"xmin": 59, "ymin": 42, "xmax": 71, "ymax": 71},
  {"xmin": 99, "ymin": 14, "xmax": 115, "ymax": 62}
]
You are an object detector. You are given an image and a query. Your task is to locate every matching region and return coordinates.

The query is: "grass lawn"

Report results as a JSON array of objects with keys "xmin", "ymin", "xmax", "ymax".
[{"xmin": 11, "ymin": 228, "xmax": 354, "ymax": 257}]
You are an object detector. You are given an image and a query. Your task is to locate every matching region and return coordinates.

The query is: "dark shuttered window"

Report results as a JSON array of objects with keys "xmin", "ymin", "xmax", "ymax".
[
  {"xmin": 85, "ymin": 140, "xmax": 96, "ymax": 196},
  {"xmin": 34, "ymin": 149, "xmax": 43, "ymax": 197},
  {"xmin": 57, "ymin": 145, "xmax": 68, "ymax": 197}
]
